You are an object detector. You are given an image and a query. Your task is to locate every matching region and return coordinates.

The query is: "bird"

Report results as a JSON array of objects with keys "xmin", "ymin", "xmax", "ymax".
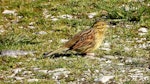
[{"xmin": 43, "ymin": 20, "xmax": 108, "ymax": 58}]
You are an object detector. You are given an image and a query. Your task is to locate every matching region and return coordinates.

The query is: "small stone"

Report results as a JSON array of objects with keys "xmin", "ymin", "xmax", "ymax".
[
  {"xmin": 36, "ymin": 31, "xmax": 47, "ymax": 35},
  {"xmin": 33, "ymin": 67, "xmax": 40, "ymax": 71},
  {"xmin": 117, "ymin": 63, "xmax": 124, "ymax": 66},
  {"xmin": 103, "ymin": 42, "xmax": 111, "ymax": 47},
  {"xmin": 103, "ymin": 55, "xmax": 117, "ymax": 60},
  {"xmin": 59, "ymin": 14, "xmax": 73, "ymax": 19},
  {"xmin": 12, "ymin": 68, "xmax": 24, "ymax": 74},
  {"xmin": 138, "ymin": 27, "xmax": 148, "ymax": 36},
  {"xmin": 2, "ymin": 10, "xmax": 15, "ymax": 15},
  {"xmin": 60, "ymin": 39, "xmax": 68, "ymax": 43},
  {"xmin": 48, "ymin": 40, "xmax": 53, "ymax": 43},
  {"xmin": 22, "ymin": 71, "xmax": 32, "ymax": 75},
  {"xmin": 0, "ymin": 50, "xmax": 35, "ymax": 57},
  {"xmin": 86, "ymin": 53, "xmax": 95, "ymax": 56},
  {"xmin": 95, "ymin": 76, "xmax": 114, "ymax": 83},
  {"xmin": 124, "ymin": 47, "xmax": 132, "ymax": 51},
  {"xmin": 51, "ymin": 16, "xmax": 59, "ymax": 21},
  {"xmin": 15, "ymin": 77, "xmax": 24, "ymax": 80},
  {"xmin": 95, "ymin": 70, "xmax": 99, "ymax": 73},
  {"xmin": 88, "ymin": 12, "xmax": 97, "ymax": 18},
  {"xmin": 105, "ymin": 60, "xmax": 112, "ymax": 63},
  {"xmin": 27, "ymin": 79, "xmax": 38, "ymax": 82},
  {"xmin": 100, "ymin": 48, "xmax": 111, "ymax": 51},
  {"xmin": 38, "ymin": 70, "xmax": 48, "ymax": 74}
]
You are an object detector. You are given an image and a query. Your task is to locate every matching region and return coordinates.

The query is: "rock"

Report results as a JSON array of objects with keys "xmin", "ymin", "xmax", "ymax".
[
  {"xmin": 51, "ymin": 16, "xmax": 59, "ymax": 21},
  {"xmin": 36, "ymin": 31, "xmax": 47, "ymax": 35},
  {"xmin": 87, "ymin": 12, "xmax": 97, "ymax": 18},
  {"xmin": 94, "ymin": 76, "xmax": 114, "ymax": 83},
  {"xmin": 12, "ymin": 68, "xmax": 24, "ymax": 74},
  {"xmin": 38, "ymin": 70, "xmax": 48, "ymax": 74},
  {"xmin": 15, "ymin": 77, "xmax": 24, "ymax": 80},
  {"xmin": 58, "ymin": 14, "xmax": 73, "ymax": 19},
  {"xmin": 103, "ymin": 55, "xmax": 117, "ymax": 60},
  {"xmin": 2, "ymin": 10, "xmax": 16, "ymax": 15},
  {"xmin": 0, "ymin": 50, "xmax": 35, "ymax": 57},
  {"xmin": 60, "ymin": 39, "xmax": 68, "ymax": 43},
  {"xmin": 27, "ymin": 79, "xmax": 39, "ymax": 82},
  {"xmin": 100, "ymin": 47, "xmax": 111, "ymax": 51},
  {"xmin": 138, "ymin": 27, "xmax": 148, "ymax": 36}
]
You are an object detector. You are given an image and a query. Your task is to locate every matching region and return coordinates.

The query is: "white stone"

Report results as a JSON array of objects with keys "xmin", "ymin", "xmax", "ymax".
[
  {"xmin": 103, "ymin": 42, "xmax": 111, "ymax": 48},
  {"xmin": 88, "ymin": 12, "xmax": 97, "ymax": 18},
  {"xmin": 124, "ymin": 47, "xmax": 132, "ymax": 51},
  {"xmin": 138, "ymin": 27, "xmax": 148, "ymax": 36},
  {"xmin": 103, "ymin": 55, "xmax": 117, "ymax": 59},
  {"xmin": 59, "ymin": 14, "xmax": 73, "ymax": 19},
  {"xmin": 38, "ymin": 70, "xmax": 48, "ymax": 74},
  {"xmin": 7, "ymin": 74, "xmax": 16, "ymax": 78},
  {"xmin": 2, "ymin": 10, "xmax": 15, "ymax": 15},
  {"xmin": 117, "ymin": 63, "xmax": 124, "ymax": 66},
  {"xmin": 51, "ymin": 18, "xmax": 58, "ymax": 21},
  {"xmin": 27, "ymin": 79, "xmax": 39, "ymax": 82},
  {"xmin": 15, "ymin": 77, "xmax": 24, "ymax": 80},
  {"xmin": 0, "ymin": 50, "xmax": 35, "ymax": 57},
  {"xmin": 99, "ymin": 76, "xmax": 114, "ymax": 83},
  {"xmin": 105, "ymin": 60, "xmax": 112, "ymax": 63},
  {"xmin": 50, "ymin": 16, "xmax": 59, "ymax": 21},
  {"xmin": 60, "ymin": 39, "xmax": 68, "ymax": 43},
  {"xmin": 33, "ymin": 67, "xmax": 40, "ymax": 71},
  {"xmin": 48, "ymin": 40, "xmax": 53, "ymax": 43},
  {"xmin": 0, "ymin": 29, "xmax": 5, "ymax": 34},
  {"xmin": 37, "ymin": 31, "xmax": 47, "ymax": 35},
  {"xmin": 12, "ymin": 68, "xmax": 23, "ymax": 74},
  {"xmin": 22, "ymin": 71, "xmax": 32, "ymax": 75},
  {"xmin": 28, "ymin": 26, "xmax": 35, "ymax": 29},
  {"xmin": 125, "ymin": 5, "xmax": 130, "ymax": 11},
  {"xmin": 100, "ymin": 47, "xmax": 111, "ymax": 51},
  {"xmin": 95, "ymin": 70, "xmax": 99, "ymax": 73},
  {"xmin": 29, "ymin": 22, "xmax": 35, "ymax": 26}
]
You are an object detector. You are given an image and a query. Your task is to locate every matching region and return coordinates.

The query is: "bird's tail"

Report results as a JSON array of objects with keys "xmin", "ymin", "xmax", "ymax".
[{"xmin": 43, "ymin": 47, "xmax": 69, "ymax": 58}]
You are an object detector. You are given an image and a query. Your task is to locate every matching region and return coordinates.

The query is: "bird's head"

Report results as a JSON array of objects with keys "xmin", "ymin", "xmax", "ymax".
[{"xmin": 93, "ymin": 21, "xmax": 108, "ymax": 32}]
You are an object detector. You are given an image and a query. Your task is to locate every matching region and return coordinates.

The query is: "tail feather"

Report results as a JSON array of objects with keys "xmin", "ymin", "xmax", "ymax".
[{"xmin": 43, "ymin": 47, "xmax": 69, "ymax": 58}]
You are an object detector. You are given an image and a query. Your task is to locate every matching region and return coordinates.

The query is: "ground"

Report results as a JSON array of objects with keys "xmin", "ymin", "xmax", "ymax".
[{"xmin": 0, "ymin": 0, "xmax": 150, "ymax": 83}]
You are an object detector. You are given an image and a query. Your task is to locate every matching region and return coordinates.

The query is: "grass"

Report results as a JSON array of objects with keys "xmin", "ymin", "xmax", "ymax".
[{"xmin": 0, "ymin": 0, "xmax": 150, "ymax": 83}]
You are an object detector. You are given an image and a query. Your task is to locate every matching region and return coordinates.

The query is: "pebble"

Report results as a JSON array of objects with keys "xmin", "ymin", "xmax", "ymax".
[
  {"xmin": 15, "ymin": 77, "xmax": 24, "ymax": 80},
  {"xmin": 0, "ymin": 50, "xmax": 35, "ymax": 57},
  {"xmin": 38, "ymin": 70, "xmax": 48, "ymax": 74},
  {"xmin": 2, "ymin": 10, "xmax": 16, "ymax": 15},
  {"xmin": 51, "ymin": 18, "xmax": 59, "ymax": 21},
  {"xmin": 88, "ymin": 12, "xmax": 97, "ymax": 18},
  {"xmin": 27, "ymin": 79, "xmax": 39, "ymax": 82},
  {"xmin": 58, "ymin": 14, "xmax": 73, "ymax": 19},
  {"xmin": 103, "ymin": 55, "xmax": 117, "ymax": 60},
  {"xmin": 36, "ymin": 31, "xmax": 47, "ymax": 35},
  {"xmin": 138, "ymin": 27, "xmax": 148, "ymax": 36},
  {"xmin": 94, "ymin": 76, "xmax": 114, "ymax": 83},
  {"xmin": 12, "ymin": 68, "xmax": 24, "ymax": 74},
  {"xmin": 60, "ymin": 39, "xmax": 68, "ymax": 43}
]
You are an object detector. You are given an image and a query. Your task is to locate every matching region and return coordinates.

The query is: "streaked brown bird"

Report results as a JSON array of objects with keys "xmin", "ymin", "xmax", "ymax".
[{"xmin": 43, "ymin": 21, "xmax": 108, "ymax": 58}]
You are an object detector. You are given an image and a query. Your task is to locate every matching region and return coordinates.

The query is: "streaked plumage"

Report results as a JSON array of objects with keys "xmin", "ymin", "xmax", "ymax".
[{"xmin": 43, "ymin": 21, "xmax": 107, "ymax": 58}]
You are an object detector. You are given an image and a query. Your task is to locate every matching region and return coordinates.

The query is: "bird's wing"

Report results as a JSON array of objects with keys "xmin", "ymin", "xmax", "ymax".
[{"xmin": 64, "ymin": 28, "xmax": 95, "ymax": 52}]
